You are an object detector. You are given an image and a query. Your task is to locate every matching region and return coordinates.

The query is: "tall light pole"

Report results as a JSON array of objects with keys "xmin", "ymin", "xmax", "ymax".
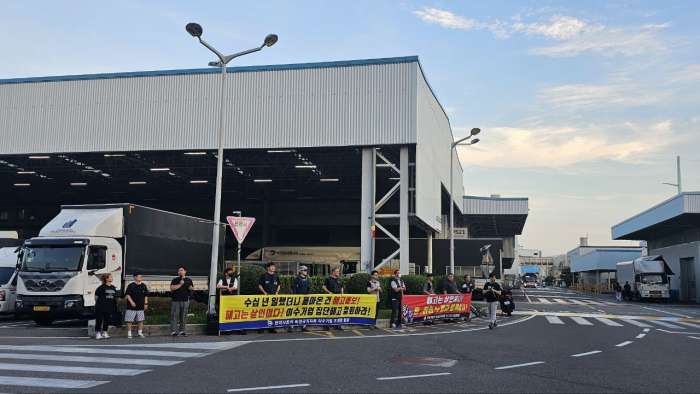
[
  {"xmin": 185, "ymin": 23, "xmax": 278, "ymax": 317},
  {"xmin": 449, "ymin": 128, "xmax": 480, "ymax": 275},
  {"xmin": 662, "ymin": 155, "xmax": 682, "ymax": 195}
]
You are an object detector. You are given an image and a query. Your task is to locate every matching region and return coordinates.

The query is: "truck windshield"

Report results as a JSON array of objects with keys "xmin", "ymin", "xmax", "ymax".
[
  {"xmin": 0, "ymin": 268, "xmax": 14, "ymax": 285},
  {"xmin": 641, "ymin": 274, "xmax": 665, "ymax": 285},
  {"xmin": 21, "ymin": 245, "xmax": 85, "ymax": 272}
]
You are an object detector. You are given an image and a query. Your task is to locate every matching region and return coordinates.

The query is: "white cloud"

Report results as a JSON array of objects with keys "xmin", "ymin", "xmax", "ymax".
[
  {"xmin": 455, "ymin": 121, "xmax": 675, "ymax": 168},
  {"xmin": 513, "ymin": 15, "xmax": 591, "ymax": 40},
  {"xmin": 413, "ymin": 8, "xmax": 477, "ymax": 30},
  {"xmin": 413, "ymin": 7, "xmax": 670, "ymax": 57},
  {"xmin": 538, "ymin": 82, "xmax": 670, "ymax": 109},
  {"xmin": 671, "ymin": 64, "xmax": 700, "ymax": 82}
]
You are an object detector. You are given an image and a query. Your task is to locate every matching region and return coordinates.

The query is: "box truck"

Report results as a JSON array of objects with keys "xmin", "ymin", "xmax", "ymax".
[
  {"xmin": 15, "ymin": 204, "xmax": 223, "ymax": 325},
  {"xmin": 616, "ymin": 255, "xmax": 673, "ymax": 301},
  {"xmin": 0, "ymin": 247, "xmax": 19, "ymax": 316}
]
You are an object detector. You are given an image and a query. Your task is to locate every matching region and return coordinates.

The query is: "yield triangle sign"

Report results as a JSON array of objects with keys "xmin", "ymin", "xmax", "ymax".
[{"xmin": 226, "ymin": 216, "xmax": 256, "ymax": 244}]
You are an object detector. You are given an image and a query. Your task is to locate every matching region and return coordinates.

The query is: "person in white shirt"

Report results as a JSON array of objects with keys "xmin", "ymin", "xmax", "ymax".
[{"xmin": 367, "ymin": 270, "xmax": 383, "ymax": 330}]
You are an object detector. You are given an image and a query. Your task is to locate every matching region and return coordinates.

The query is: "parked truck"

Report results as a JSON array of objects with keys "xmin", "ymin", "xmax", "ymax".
[
  {"xmin": 0, "ymin": 247, "xmax": 19, "ymax": 316},
  {"xmin": 15, "ymin": 204, "xmax": 223, "ymax": 325},
  {"xmin": 616, "ymin": 255, "xmax": 673, "ymax": 301}
]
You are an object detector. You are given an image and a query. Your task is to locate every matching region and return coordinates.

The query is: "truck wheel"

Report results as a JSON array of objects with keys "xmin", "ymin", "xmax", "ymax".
[{"xmin": 33, "ymin": 317, "xmax": 54, "ymax": 326}]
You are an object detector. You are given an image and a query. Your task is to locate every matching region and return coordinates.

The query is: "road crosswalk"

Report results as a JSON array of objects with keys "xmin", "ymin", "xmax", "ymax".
[
  {"xmin": 536, "ymin": 315, "xmax": 700, "ymax": 330},
  {"xmin": 533, "ymin": 297, "xmax": 614, "ymax": 306},
  {"xmin": 0, "ymin": 341, "xmax": 246, "ymax": 390}
]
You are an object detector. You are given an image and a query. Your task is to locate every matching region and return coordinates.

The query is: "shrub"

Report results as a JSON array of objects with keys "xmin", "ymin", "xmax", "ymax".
[
  {"xmin": 344, "ymin": 273, "xmax": 371, "ymax": 294},
  {"xmin": 239, "ymin": 265, "xmax": 266, "ymax": 294}
]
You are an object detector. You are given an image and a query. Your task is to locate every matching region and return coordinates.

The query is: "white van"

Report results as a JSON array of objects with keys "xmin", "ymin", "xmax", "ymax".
[{"xmin": 0, "ymin": 247, "xmax": 19, "ymax": 315}]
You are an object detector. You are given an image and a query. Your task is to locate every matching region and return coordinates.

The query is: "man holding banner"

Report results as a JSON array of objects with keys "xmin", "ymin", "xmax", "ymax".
[
  {"xmin": 322, "ymin": 267, "xmax": 344, "ymax": 331},
  {"xmin": 258, "ymin": 263, "xmax": 281, "ymax": 333}
]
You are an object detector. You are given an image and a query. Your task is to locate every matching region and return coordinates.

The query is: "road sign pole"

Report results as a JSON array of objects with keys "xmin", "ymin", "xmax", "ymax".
[{"xmin": 237, "ymin": 243, "xmax": 242, "ymax": 295}]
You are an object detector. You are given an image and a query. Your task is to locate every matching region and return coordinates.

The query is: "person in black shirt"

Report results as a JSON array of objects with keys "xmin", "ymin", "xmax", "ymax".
[
  {"xmin": 289, "ymin": 265, "xmax": 311, "ymax": 333},
  {"xmin": 170, "ymin": 266, "xmax": 194, "ymax": 336},
  {"xmin": 94, "ymin": 273, "xmax": 118, "ymax": 340},
  {"xmin": 422, "ymin": 273, "xmax": 435, "ymax": 325},
  {"xmin": 389, "ymin": 270, "xmax": 406, "ymax": 329},
  {"xmin": 258, "ymin": 263, "xmax": 280, "ymax": 295},
  {"xmin": 322, "ymin": 267, "xmax": 344, "ymax": 331},
  {"xmin": 623, "ymin": 281, "xmax": 632, "ymax": 301},
  {"xmin": 461, "ymin": 275, "xmax": 474, "ymax": 294},
  {"xmin": 442, "ymin": 273, "xmax": 459, "ymax": 294},
  {"xmin": 258, "ymin": 263, "xmax": 280, "ymax": 333},
  {"xmin": 124, "ymin": 272, "xmax": 148, "ymax": 339},
  {"xmin": 484, "ymin": 273, "xmax": 502, "ymax": 329}
]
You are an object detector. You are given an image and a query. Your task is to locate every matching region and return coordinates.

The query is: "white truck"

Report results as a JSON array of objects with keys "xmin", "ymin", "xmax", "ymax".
[
  {"xmin": 15, "ymin": 204, "xmax": 223, "ymax": 325},
  {"xmin": 0, "ymin": 247, "xmax": 19, "ymax": 316},
  {"xmin": 616, "ymin": 255, "xmax": 673, "ymax": 301}
]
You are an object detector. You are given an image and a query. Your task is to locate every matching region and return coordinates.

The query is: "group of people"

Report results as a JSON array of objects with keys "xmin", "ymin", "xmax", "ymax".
[
  {"xmin": 93, "ymin": 271, "xmax": 150, "ymax": 339},
  {"xmin": 613, "ymin": 280, "xmax": 633, "ymax": 302},
  {"xmin": 93, "ymin": 265, "xmax": 194, "ymax": 339}
]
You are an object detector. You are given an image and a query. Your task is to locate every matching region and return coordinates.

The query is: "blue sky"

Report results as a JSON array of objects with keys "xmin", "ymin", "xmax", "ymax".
[{"xmin": 2, "ymin": 1, "xmax": 699, "ymax": 254}]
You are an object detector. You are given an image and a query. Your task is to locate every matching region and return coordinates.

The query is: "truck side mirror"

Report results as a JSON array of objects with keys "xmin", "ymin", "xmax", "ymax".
[{"xmin": 88, "ymin": 270, "xmax": 96, "ymax": 276}]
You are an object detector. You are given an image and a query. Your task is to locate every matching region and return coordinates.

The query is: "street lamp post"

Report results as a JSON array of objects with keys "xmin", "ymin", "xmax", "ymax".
[
  {"xmin": 185, "ymin": 23, "xmax": 278, "ymax": 317},
  {"xmin": 449, "ymin": 128, "xmax": 480, "ymax": 275}
]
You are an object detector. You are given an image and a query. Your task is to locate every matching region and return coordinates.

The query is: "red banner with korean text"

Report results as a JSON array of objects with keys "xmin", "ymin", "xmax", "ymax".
[{"xmin": 401, "ymin": 294, "xmax": 472, "ymax": 324}]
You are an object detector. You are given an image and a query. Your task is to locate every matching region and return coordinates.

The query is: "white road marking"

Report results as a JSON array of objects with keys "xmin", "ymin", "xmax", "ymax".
[
  {"xmin": 0, "ymin": 345, "xmax": 203, "ymax": 358},
  {"xmin": 616, "ymin": 341, "xmax": 633, "ymax": 347},
  {"xmin": 689, "ymin": 336, "xmax": 700, "ymax": 340},
  {"xmin": 622, "ymin": 319, "xmax": 652, "ymax": 328},
  {"xmin": 553, "ymin": 298, "xmax": 569, "ymax": 304},
  {"xmin": 0, "ymin": 352, "xmax": 182, "ymax": 366},
  {"xmin": 0, "ymin": 362, "xmax": 149, "ymax": 376},
  {"xmin": 570, "ymin": 317, "xmax": 593, "ymax": 326},
  {"xmin": 495, "ymin": 361, "xmax": 545, "ymax": 370},
  {"xmin": 569, "ymin": 299, "xmax": 587, "ymax": 305},
  {"xmin": 677, "ymin": 321, "xmax": 700, "ymax": 329},
  {"xmin": 636, "ymin": 333, "xmax": 646, "ymax": 339},
  {"xmin": 377, "ymin": 372, "xmax": 451, "ymax": 380},
  {"xmin": 571, "ymin": 350, "xmax": 601, "ymax": 357},
  {"xmin": 545, "ymin": 316, "xmax": 565, "ymax": 325},
  {"xmin": 537, "ymin": 298, "xmax": 552, "ymax": 304},
  {"xmin": 641, "ymin": 306, "xmax": 690, "ymax": 318},
  {"xmin": 227, "ymin": 383, "xmax": 310, "ymax": 392},
  {"xmin": 643, "ymin": 328, "xmax": 650, "ymax": 332},
  {"xmin": 0, "ymin": 376, "xmax": 107, "ymax": 389},
  {"xmin": 650, "ymin": 320, "xmax": 686, "ymax": 329},
  {"xmin": 582, "ymin": 300, "xmax": 604, "ymax": 306},
  {"xmin": 75, "ymin": 341, "xmax": 248, "ymax": 350},
  {"xmin": 595, "ymin": 318, "xmax": 623, "ymax": 327}
]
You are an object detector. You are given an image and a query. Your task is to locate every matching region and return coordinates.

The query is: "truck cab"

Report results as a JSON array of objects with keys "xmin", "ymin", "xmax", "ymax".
[
  {"xmin": 0, "ymin": 247, "xmax": 19, "ymax": 315},
  {"xmin": 15, "ymin": 207, "xmax": 126, "ymax": 325}
]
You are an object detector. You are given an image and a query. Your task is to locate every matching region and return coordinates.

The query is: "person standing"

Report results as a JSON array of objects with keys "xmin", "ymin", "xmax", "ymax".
[
  {"xmin": 422, "ymin": 273, "xmax": 435, "ymax": 325},
  {"xmin": 216, "ymin": 267, "xmax": 238, "ymax": 315},
  {"xmin": 461, "ymin": 274, "xmax": 474, "ymax": 322},
  {"xmin": 441, "ymin": 273, "xmax": 459, "ymax": 294},
  {"xmin": 367, "ymin": 270, "xmax": 383, "ymax": 330},
  {"xmin": 389, "ymin": 270, "xmax": 406, "ymax": 329},
  {"xmin": 290, "ymin": 265, "xmax": 311, "ymax": 333},
  {"xmin": 94, "ymin": 273, "xmax": 118, "ymax": 340},
  {"xmin": 322, "ymin": 267, "xmax": 344, "ymax": 331},
  {"xmin": 258, "ymin": 263, "xmax": 280, "ymax": 333},
  {"xmin": 623, "ymin": 281, "xmax": 632, "ymax": 301},
  {"xmin": 484, "ymin": 273, "xmax": 502, "ymax": 330},
  {"xmin": 170, "ymin": 266, "xmax": 194, "ymax": 336},
  {"xmin": 613, "ymin": 281, "xmax": 622, "ymax": 302},
  {"xmin": 124, "ymin": 272, "xmax": 148, "ymax": 339}
]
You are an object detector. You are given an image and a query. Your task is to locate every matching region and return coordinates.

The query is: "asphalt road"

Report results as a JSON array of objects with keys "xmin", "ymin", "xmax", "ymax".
[{"xmin": 0, "ymin": 287, "xmax": 698, "ymax": 393}]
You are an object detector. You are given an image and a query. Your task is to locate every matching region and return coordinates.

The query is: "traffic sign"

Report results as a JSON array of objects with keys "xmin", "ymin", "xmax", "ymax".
[{"xmin": 226, "ymin": 216, "xmax": 256, "ymax": 244}]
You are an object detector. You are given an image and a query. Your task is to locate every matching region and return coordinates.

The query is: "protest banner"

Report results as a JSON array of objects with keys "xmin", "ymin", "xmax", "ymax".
[
  {"xmin": 219, "ymin": 294, "xmax": 377, "ymax": 331},
  {"xmin": 401, "ymin": 293, "xmax": 472, "ymax": 324}
]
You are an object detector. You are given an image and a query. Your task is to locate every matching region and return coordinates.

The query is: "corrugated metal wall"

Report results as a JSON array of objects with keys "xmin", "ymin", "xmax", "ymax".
[
  {"xmin": 414, "ymin": 69, "xmax": 460, "ymax": 232},
  {"xmin": 0, "ymin": 62, "xmax": 417, "ymax": 154},
  {"xmin": 463, "ymin": 197, "xmax": 529, "ymax": 215},
  {"xmin": 683, "ymin": 193, "xmax": 700, "ymax": 213}
]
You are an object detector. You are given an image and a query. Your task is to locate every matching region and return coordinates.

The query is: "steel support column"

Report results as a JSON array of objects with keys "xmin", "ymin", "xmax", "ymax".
[
  {"xmin": 360, "ymin": 148, "xmax": 375, "ymax": 273},
  {"xmin": 399, "ymin": 146, "xmax": 409, "ymax": 275},
  {"xmin": 427, "ymin": 231, "xmax": 433, "ymax": 274}
]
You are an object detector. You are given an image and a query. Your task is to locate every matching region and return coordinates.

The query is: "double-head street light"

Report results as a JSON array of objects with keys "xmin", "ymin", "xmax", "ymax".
[
  {"xmin": 449, "ymin": 128, "xmax": 480, "ymax": 276},
  {"xmin": 185, "ymin": 22, "xmax": 278, "ymax": 317}
]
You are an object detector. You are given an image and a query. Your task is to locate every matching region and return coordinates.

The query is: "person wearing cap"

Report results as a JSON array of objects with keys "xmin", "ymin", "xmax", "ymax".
[{"xmin": 289, "ymin": 265, "xmax": 311, "ymax": 333}]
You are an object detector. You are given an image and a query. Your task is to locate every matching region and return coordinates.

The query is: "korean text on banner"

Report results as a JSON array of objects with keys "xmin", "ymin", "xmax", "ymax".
[
  {"xmin": 219, "ymin": 294, "xmax": 378, "ymax": 331},
  {"xmin": 401, "ymin": 294, "xmax": 472, "ymax": 324}
]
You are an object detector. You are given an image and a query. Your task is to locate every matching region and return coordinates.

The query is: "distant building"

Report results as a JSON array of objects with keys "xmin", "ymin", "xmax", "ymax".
[
  {"xmin": 612, "ymin": 192, "xmax": 700, "ymax": 302},
  {"xmin": 568, "ymin": 237, "xmax": 644, "ymax": 287}
]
